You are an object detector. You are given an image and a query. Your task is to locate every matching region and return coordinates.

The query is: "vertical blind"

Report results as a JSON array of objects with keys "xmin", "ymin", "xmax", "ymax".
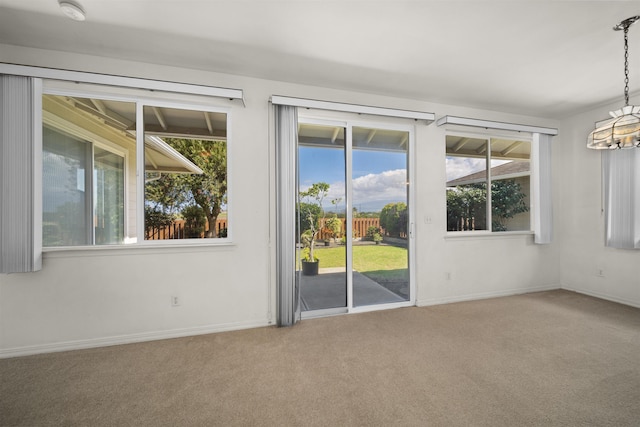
[
  {"xmin": 602, "ymin": 149, "xmax": 640, "ymax": 249},
  {"xmin": 531, "ymin": 133, "xmax": 553, "ymax": 244},
  {"xmin": 0, "ymin": 75, "xmax": 42, "ymax": 273},
  {"xmin": 275, "ymin": 105, "xmax": 300, "ymax": 326}
]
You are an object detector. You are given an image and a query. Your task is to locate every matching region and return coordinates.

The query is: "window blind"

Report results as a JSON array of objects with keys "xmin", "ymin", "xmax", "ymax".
[
  {"xmin": 1, "ymin": 75, "xmax": 42, "ymax": 273},
  {"xmin": 531, "ymin": 133, "xmax": 553, "ymax": 244},
  {"xmin": 275, "ymin": 105, "xmax": 300, "ymax": 326}
]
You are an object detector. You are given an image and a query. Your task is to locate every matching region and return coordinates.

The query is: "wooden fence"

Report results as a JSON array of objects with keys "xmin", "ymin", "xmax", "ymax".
[
  {"xmin": 316, "ymin": 217, "xmax": 406, "ymax": 240},
  {"xmin": 147, "ymin": 217, "xmax": 407, "ymax": 241},
  {"xmin": 146, "ymin": 218, "xmax": 228, "ymax": 240}
]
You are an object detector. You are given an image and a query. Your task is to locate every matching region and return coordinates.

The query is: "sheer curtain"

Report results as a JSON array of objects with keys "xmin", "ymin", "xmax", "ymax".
[
  {"xmin": 275, "ymin": 105, "xmax": 300, "ymax": 326},
  {"xmin": 0, "ymin": 75, "xmax": 42, "ymax": 273},
  {"xmin": 602, "ymin": 149, "xmax": 640, "ymax": 249},
  {"xmin": 531, "ymin": 133, "xmax": 553, "ymax": 244}
]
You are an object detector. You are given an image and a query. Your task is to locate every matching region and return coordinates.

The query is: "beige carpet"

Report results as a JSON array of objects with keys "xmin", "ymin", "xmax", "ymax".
[{"xmin": 1, "ymin": 290, "xmax": 639, "ymax": 426}]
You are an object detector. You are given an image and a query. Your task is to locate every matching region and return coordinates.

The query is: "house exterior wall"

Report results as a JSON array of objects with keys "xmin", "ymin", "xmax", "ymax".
[
  {"xmin": 503, "ymin": 175, "xmax": 530, "ymax": 232},
  {"xmin": 557, "ymin": 99, "xmax": 640, "ymax": 308},
  {"xmin": 1, "ymin": 43, "xmax": 562, "ymax": 357}
]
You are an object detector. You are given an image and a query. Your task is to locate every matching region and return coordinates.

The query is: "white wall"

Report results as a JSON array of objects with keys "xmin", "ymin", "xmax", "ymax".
[
  {"xmin": 557, "ymin": 99, "xmax": 640, "ymax": 307},
  {"xmin": 414, "ymin": 123, "xmax": 560, "ymax": 306},
  {"xmin": 1, "ymin": 44, "xmax": 563, "ymax": 357}
]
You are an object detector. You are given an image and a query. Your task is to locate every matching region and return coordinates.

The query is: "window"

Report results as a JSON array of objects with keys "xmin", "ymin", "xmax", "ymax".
[
  {"xmin": 446, "ymin": 135, "xmax": 531, "ymax": 232},
  {"xmin": 143, "ymin": 105, "xmax": 228, "ymax": 241},
  {"xmin": 42, "ymin": 88, "xmax": 230, "ymax": 247}
]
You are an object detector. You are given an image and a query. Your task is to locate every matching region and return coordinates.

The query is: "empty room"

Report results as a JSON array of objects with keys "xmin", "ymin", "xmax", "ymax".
[{"xmin": 1, "ymin": 1, "xmax": 639, "ymax": 426}]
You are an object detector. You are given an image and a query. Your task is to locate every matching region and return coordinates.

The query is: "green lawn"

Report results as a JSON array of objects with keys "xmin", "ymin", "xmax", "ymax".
[
  {"xmin": 314, "ymin": 244, "xmax": 408, "ymax": 288},
  {"xmin": 312, "ymin": 245, "xmax": 407, "ymax": 272},
  {"xmin": 301, "ymin": 244, "xmax": 409, "ymax": 298}
]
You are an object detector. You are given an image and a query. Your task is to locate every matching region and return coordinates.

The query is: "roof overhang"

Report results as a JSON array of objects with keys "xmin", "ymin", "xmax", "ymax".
[{"xmin": 144, "ymin": 135, "xmax": 203, "ymax": 175}]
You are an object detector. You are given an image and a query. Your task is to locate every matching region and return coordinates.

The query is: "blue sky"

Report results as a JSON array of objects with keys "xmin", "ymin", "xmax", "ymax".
[
  {"xmin": 299, "ymin": 146, "xmax": 408, "ymax": 212},
  {"xmin": 299, "ymin": 147, "xmax": 505, "ymax": 211}
]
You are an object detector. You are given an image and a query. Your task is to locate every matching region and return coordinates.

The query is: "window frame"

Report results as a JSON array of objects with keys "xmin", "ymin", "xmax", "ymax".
[
  {"xmin": 445, "ymin": 129, "xmax": 533, "ymax": 236},
  {"xmin": 41, "ymin": 81, "xmax": 234, "ymax": 251}
]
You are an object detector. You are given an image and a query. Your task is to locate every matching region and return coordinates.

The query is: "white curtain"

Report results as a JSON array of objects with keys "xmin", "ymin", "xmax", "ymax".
[
  {"xmin": 275, "ymin": 105, "xmax": 300, "ymax": 326},
  {"xmin": 602, "ymin": 149, "xmax": 640, "ymax": 249},
  {"xmin": 531, "ymin": 133, "xmax": 553, "ymax": 244},
  {"xmin": 0, "ymin": 75, "xmax": 42, "ymax": 273}
]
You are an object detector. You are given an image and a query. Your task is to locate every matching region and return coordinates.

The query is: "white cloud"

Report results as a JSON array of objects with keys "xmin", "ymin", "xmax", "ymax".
[
  {"xmin": 446, "ymin": 157, "xmax": 511, "ymax": 182},
  {"xmin": 446, "ymin": 157, "xmax": 485, "ymax": 181},
  {"xmin": 352, "ymin": 169, "xmax": 407, "ymax": 203},
  {"xmin": 301, "ymin": 169, "xmax": 408, "ymax": 212}
]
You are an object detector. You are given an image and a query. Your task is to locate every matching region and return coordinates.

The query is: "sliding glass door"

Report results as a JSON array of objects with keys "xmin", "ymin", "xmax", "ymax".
[
  {"xmin": 351, "ymin": 126, "xmax": 410, "ymax": 307},
  {"xmin": 297, "ymin": 122, "xmax": 347, "ymax": 312},
  {"xmin": 297, "ymin": 119, "xmax": 413, "ymax": 315}
]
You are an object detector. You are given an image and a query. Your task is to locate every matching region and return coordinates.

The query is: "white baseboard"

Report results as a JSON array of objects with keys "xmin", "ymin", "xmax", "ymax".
[
  {"xmin": 560, "ymin": 286, "xmax": 640, "ymax": 309},
  {"xmin": 0, "ymin": 319, "xmax": 271, "ymax": 359},
  {"xmin": 416, "ymin": 284, "xmax": 560, "ymax": 307}
]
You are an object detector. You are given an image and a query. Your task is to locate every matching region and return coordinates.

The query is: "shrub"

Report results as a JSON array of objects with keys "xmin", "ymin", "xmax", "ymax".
[
  {"xmin": 325, "ymin": 216, "xmax": 343, "ymax": 241},
  {"xmin": 365, "ymin": 226, "xmax": 382, "ymax": 240},
  {"xmin": 380, "ymin": 202, "xmax": 407, "ymax": 237},
  {"xmin": 144, "ymin": 206, "xmax": 174, "ymax": 236},
  {"xmin": 182, "ymin": 205, "xmax": 206, "ymax": 238}
]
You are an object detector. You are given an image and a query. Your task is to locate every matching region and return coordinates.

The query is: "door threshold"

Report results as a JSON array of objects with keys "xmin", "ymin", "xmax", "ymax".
[{"xmin": 301, "ymin": 307, "xmax": 348, "ymax": 320}]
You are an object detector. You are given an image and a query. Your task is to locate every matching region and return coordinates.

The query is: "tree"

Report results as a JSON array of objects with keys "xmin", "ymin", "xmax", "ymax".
[
  {"xmin": 446, "ymin": 185, "xmax": 486, "ymax": 231},
  {"xmin": 491, "ymin": 179, "xmax": 528, "ymax": 231},
  {"xmin": 380, "ymin": 202, "xmax": 407, "ymax": 237},
  {"xmin": 145, "ymin": 175, "xmax": 188, "ymax": 217},
  {"xmin": 446, "ymin": 179, "xmax": 528, "ymax": 231},
  {"xmin": 298, "ymin": 182, "xmax": 330, "ymax": 261},
  {"xmin": 144, "ymin": 137, "xmax": 227, "ymax": 238},
  {"xmin": 144, "ymin": 205, "xmax": 174, "ymax": 238},
  {"xmin": 297, "ymin": 202, "xmax": 321, "ymax": 238}
]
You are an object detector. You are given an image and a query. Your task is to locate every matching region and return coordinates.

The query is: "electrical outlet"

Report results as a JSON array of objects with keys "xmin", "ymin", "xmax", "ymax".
[
  {"xmin": 597, "ymin": 269, "xmax": 605, "ymax": 277},
  {"xmin": 171, "ymin": 296, "xmax": 181, "ymax": 306}
]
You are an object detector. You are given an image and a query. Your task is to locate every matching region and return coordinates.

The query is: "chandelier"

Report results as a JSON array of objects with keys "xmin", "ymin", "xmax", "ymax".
[{"xmin": 587, "ymin": 16, "xmax": 640, "ymax": 149}]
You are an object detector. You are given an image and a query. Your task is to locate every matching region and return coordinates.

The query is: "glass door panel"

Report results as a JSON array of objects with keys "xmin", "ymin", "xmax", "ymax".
[
  {"xmin": 351, "ymin": 126, "xmax": 410, "ymax": 307},
  {"xmin": 297, "ymin": 123, "xmax": 347, "ymax": 311}
]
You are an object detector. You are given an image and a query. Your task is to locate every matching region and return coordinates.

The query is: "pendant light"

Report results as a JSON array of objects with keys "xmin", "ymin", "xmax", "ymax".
[{"xmin": 587, "ymin": 16, "xmax": 640, "ymax": 149}]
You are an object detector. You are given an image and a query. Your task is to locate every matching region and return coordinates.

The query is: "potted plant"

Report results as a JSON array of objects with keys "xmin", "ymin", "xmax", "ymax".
[
  {"xmin": 299, "ymin": 182, "xmax": 330, "ymax": 275},
  {"xmin": 300, "ymin": 245, "xmax": 319, "ymax": 275},
  {"xmin": 373, "ymin": 232, "xmax": 383, "ymax": 244}
]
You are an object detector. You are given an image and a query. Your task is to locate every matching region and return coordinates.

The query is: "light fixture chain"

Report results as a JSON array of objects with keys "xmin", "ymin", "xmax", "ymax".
[{"xmin": 624, "ymin": 25, "xmax": 630, "ymax": 106}]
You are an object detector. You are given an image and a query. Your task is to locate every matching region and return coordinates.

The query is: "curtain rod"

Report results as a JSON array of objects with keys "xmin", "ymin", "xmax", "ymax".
[
  {"xmin": 436, "ymin": 115, "xmax": 558, "ymax": 136},
  {"xmin": 271, "ymin": 95, "xmax": 435, "ymax": 123},
  {"xmin": 0, "ymin": 63, "xmax": 245, "ymax": 106}
]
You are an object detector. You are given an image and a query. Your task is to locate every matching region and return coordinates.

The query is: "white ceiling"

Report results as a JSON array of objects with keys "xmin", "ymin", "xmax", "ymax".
[{"xmin": 0, "ymin": 1, "xmax": 638, "ymax": 118}]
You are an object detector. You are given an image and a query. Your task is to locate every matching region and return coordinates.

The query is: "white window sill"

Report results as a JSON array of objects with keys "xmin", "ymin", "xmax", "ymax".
[
  {"xmin": 43, "ymin": 240, "xmax": 235, "ymax": 258},
  {"xmin": 445, "ymin": 231, "xmax": 534, "ymax": 241}
]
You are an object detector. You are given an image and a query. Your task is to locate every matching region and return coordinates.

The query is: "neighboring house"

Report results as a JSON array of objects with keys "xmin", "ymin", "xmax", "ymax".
[{"xmin": 446, "ymin": 161, "xmax": 530, "ymax": 232}]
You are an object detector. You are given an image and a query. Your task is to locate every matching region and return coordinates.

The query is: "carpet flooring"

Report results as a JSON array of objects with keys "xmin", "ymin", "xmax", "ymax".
[{"xmin": 1, "ymin": 290, "xmax": 639, "ymax": 426}]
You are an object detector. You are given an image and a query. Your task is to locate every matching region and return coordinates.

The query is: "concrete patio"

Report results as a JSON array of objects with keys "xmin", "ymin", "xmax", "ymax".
[{"xmin": 300, "ymin": 268, "xmax": 407, "ymax": 311}]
